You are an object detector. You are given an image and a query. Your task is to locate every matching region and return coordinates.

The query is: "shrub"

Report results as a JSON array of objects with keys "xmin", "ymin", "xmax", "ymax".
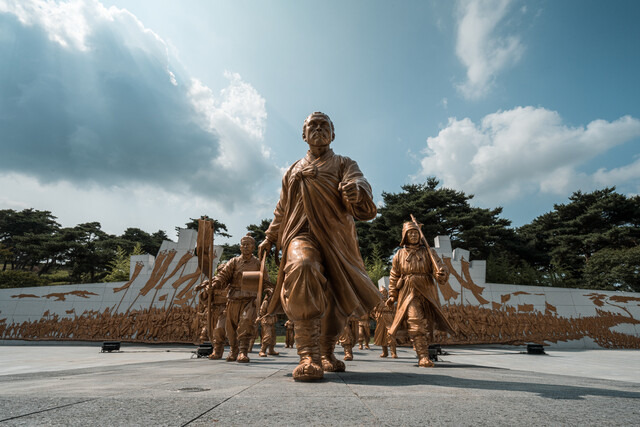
[{"xmin": 0, "ymin": 270, "xmax": 50, "ymax": 289}]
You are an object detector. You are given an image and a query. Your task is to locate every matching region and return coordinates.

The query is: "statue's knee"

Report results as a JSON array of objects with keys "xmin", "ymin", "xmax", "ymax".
[{"xmin": 288, "ymin": 257, "xmax": 323, "ymax": 277}]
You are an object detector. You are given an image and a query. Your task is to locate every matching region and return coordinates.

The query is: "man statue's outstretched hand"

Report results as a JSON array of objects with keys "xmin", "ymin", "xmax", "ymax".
[{"xmin": 338, "ymin": 181, "xmax": 361, "ymax": 206}]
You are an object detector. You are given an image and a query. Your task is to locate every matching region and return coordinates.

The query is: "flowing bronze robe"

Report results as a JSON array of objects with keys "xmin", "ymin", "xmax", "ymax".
[
  {"xmin": 265, "ymin": 148, "xmax": 381, "ymax": 317},
  {"xmin": 388, "ymin": 246, "xmax": 454, "ymax": 336}
]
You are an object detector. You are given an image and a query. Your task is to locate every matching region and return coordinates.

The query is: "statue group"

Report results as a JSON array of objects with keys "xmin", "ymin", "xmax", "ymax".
[{"xmin": 198, "ymin": 112, "xmax": 453, "ymax": 381}]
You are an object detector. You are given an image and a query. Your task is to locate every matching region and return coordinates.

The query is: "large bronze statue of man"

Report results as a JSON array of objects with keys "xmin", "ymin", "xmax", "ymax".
[{"xmin": 259, "ymin": 111, "xmax": 382, "ymax": 381}]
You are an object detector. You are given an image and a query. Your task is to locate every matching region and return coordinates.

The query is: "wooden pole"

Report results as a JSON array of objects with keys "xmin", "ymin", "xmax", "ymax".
[{"xmin": 410, "ymin": 214, "xmax": 440, "ymax": 273}]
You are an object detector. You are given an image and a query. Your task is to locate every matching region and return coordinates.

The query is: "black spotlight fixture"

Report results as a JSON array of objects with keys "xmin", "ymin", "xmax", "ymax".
[
  {"xmin": 428, "ymin": 344, "xmax": 441, "ymax": 361},
  {"xmin": 527, "ymin": 343, "xmax": 546, "ymax": 355},
  {"xmin": 196, "ymin": 342, "xmax": 213, "ymax": 358},
  {"xmin": 101, "ymin": 341, "xmax": 121, "ymax": 353}
]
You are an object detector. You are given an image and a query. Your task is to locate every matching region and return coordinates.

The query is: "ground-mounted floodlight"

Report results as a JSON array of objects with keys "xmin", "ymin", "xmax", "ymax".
[
  {"xmin": 527, "ymin": 343, "xmax": 546, "ymax": 355},
  {"xmin": 195, "ymin": 342, "xmax": 213, "ymax": 358},
  {"xmin": 428, "ymin": 344, "xmax": 441, "ymax": 361},
  {"xmin": 101, "ymin": 341, "xmax": 121, "ymax": 353}
]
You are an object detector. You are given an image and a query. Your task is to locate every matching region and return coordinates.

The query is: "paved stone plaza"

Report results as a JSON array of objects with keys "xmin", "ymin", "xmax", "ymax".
[{"xmin": 0, "ymin": 342, "xmax": 638, "ymax": 426}]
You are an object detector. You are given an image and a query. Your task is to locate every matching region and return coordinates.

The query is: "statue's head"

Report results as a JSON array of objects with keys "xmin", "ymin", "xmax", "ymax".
[
  {"xmin": 302, "ymin": 111, "xmax": 335, "ymax": 147},
  {"xmin": 400, "ymin": 221, "xmax": 422, "ymax": 246},
  {"xmin": 240, "ymin": 234, "xmax": 256, "ymax": 256}
]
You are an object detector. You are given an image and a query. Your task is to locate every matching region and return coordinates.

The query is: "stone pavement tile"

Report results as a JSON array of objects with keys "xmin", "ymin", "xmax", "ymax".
[
  {"xmin": 342, "ymin": 366, "xmax": 640, "ymax": 425},
  {"xmin": 1, "ymin": 397, "xmax": 224, "ymax": 427},
  {"xmin": 1, "ymin": 344, "xmax": 639, "ymax": 426},
  {"xmin": 0, "ymin": 397, "xmax": 94, "ymax": 425},
  {"xmin": 443, "ymin": 347, "xmax": 640, "ymax": 383},
  {"xmin": 0, "ymin": 344, "xmax": 193, "ymax": 375},
  {"xmin": 191, "ymin": 396, "xmax": 378, "ymax": 426}
]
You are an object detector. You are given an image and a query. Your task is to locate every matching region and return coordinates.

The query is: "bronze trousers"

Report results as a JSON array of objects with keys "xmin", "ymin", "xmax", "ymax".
[
  {"xmin": 406, "ymin": 296, "xmax": 430, "ymax": 358},
  {"xmin": 281, "ymin": 235, "xmax": 347, "ymax": 342},
  {"xmin": 260, "ymin": 318, "xmax": 276, "ymax": 348},
  {"xmin": 225, "ymin": 298, "xmax": 257, "ymax": 353},
  {"xmin": 211, "ymin": 306, "xmax": 227, "ymax": 347}
]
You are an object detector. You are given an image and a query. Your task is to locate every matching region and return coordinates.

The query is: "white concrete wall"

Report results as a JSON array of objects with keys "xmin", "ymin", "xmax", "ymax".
[
  {"xmin": 0, "ymin": 228, "xmax": 221, "ymax": 341},
  {"xmin": 377, "ymin": 235, "xmax": 640, "ymax": 349},
  {"xmin": 2, "ymin": 233, "xmax": 638, "ymax": 348}
]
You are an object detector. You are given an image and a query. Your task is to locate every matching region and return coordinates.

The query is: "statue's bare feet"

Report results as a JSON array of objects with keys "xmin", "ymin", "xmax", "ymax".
[
  {"xmin": 292, "ymin": 361, "xmax": 323, "ymax": 381},
  {"xmin": 392, "ymin": 353, "xmax": 398, "ymax": 359},
  {"xmin": 379, "ymin": 353, "xmax": 387, "ymax": 358},
  {"xmin": 418, "ymin": 357, "xmax": 434, "ymax": 367},
  {"xmin": 237, "ymin": 353, "xmax": 250, "ymax": 363},
  {"xmin": 225, "ymin": 351, "xmax": 238, "ymax": 362},
  {"xmin": 321, "ymin": 354, "xmax": 345, "ymax": 372},
  {"xmin": 258, "ymin": 351, "xmax": 267, "ymax": 357},
  {"xmin": 267, "ymin": 350, "xmax": 280, "ymax": 356}
]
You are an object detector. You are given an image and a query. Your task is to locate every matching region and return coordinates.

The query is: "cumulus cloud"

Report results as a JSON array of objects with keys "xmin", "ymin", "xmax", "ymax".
[
  {"xmin": 455, "ymin": 0, "xmax": 523, "ymax": 99},
  {"xmin": 416, "ymin": 106, "xmax": 640, "ymax": 204},
  {"xmin": 0, "ymin": 0, "xmax": 278, "ymax": 208}
]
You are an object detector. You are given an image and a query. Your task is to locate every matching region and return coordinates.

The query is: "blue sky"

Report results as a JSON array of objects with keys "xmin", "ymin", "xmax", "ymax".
[{"xmin": 1, "ymin": 0, "xmax": 639, "ymax": 248}]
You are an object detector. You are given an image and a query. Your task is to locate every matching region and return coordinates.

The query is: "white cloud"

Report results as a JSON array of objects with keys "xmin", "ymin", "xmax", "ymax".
[
  {"xmin": 455, "ymin": 0, "xmax": 523, "ymax": 99},
  {"xmin": 416, "ymin": 106, "xmax": 640, "ymax": 204},
  {"xmin": 0, "ymin": 0, "xmax": 279, "ymax": 211},
  {"xmin": 593, "ymin": 158, "xmax": 640, "ymax": 189},
  {"xmin": 0, "ymin": 172, "xmax": 276, "ymax": 243}
]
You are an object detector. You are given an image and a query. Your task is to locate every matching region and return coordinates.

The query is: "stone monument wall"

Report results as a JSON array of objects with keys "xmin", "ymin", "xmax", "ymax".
[
  {"xmin": 1, "ymin": 233, "xmax": 638, "ymax": 348},
  {"xmin": 378, "ymin": 236, "xmax": 640, "ymax": 349},
  {"xmin": 0, "ymin": 229, "xmax": 222, "ymax": 344}
]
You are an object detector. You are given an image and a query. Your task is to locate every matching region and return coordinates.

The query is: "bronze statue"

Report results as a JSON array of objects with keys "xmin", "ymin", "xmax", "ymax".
[
  {"xmin": 373, "ymin": 287, "xmax": 397, "ymax": 358},
  {"xmin": 338, "ymin": 315, "xmax": 359, "ymax": 361},
  {"xmin": 196, "ymin": 280, "xmax": 228, "ymax": 359},
  {"xmin": 199, "ymin": 234, "xmax": 271, "ymax": 363},
  {"xmin": 259, "ymin": 112, "xmax": 382, "ymax": 381},
  {"xmin": 258, "ymin": 294, "xmax": 279, "ymax": 357},
  {"xmin": 358, "ymin": 314, "xmax": 371, "ymax": 350},
  {"xmin": 284, "ymin": 320, "xmax": 295, "ymax": 348},
  {"xmin": 387, "ymin": 219, "xmax": 455, "ymax": 367}
]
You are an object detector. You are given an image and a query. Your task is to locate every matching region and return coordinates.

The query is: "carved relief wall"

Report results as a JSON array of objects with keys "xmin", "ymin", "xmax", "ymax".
[
  {"xmin": 0, "ymin": 229, "xmax": 221, "ymax": 344},
  {"xmin": 1, "ymin": 233, "xmax": 638, "ymax": 349},
  {"xmin": 379, "ymin": 236, "xmax": 640, "ymax": 349}
]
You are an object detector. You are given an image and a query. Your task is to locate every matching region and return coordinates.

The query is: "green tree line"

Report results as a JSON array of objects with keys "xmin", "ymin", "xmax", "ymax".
[
  {"xmin": 1, "ymin": 180, "xmax": 638, "ymax": 291},
  {"xmin": 355, "ymin": 179, "xmax": 639, "ymax": 292},
  {"xmin": 0, "ymin": 209, "xmax": 169, "ymax": 288}
]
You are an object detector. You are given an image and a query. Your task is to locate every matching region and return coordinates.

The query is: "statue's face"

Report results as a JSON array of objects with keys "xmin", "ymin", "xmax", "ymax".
[
  {"xmin": 240, "ymin": 240, "xmax": 255, "ymax": 256},
  {"xmin": 407, "ymin": 229, "xmax": 420, "ymax": 245},
  {"xmin": 303, "ymin": 115, "xmax": 333, "ymax": 147}
]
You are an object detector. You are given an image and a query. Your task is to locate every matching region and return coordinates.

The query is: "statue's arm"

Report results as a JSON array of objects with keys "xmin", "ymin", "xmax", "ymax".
[
  {"xmin": 430, "ymin": 248, "xmax": 449, "ymax": 284},
  {"xmin": 387, "ymin": 251, "xmax": 402, "ymax": 302},
  {"xmin": 211, "ymin": 257, "xmax": 235, "ymax": 289},
  {"xmin": 340, "ymin": 158, "xmax": 377, "ymax": 221},
  {"xmin": 264, "ymin": 172, "xmax": 290, "ymax": 246}
]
